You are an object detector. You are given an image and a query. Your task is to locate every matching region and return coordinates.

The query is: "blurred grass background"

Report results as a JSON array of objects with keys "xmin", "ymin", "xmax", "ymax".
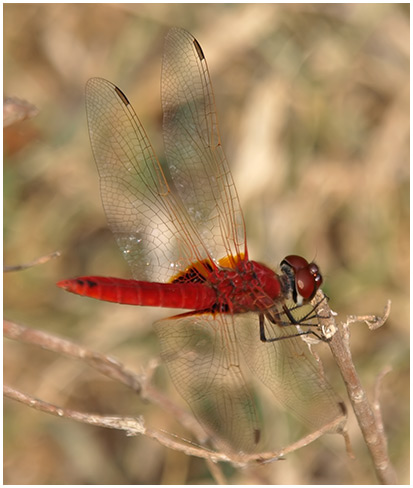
[{"xmin": 4, "ymin": 3, "xmax": 409, "ymax": 484}]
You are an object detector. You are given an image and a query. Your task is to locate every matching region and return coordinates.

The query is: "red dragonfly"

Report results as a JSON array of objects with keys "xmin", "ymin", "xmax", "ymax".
[{"xmin": 58, "ymin": 28, "xmax": 345, "ymax": 453}]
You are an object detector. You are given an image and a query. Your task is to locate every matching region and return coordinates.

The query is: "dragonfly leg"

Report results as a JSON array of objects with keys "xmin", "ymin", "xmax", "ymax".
[
  {"xmin": 259, "ymin": 313, "xmax": 324, "ymax": 343},
  {"xmin": 280, "ymin": 292, "xmax": 330, "ymax": 325},
  {"xmin": 266, "ymin": 304, "xmax": 316, "ymax": 327}
]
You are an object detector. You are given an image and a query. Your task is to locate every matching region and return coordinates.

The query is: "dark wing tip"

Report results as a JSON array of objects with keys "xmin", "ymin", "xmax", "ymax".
[
  {"xmin": 114, "ymin": 85, "xmax": 130, "ymax": 106},
  {"xmin": 193, "ymin": 38, "xmax": 205, "ymax": 61}
]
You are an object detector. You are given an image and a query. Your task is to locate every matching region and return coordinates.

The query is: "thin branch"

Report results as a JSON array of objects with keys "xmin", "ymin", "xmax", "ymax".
[
  {"xmin": 346, "ymin": 300, "xmax": 392, "ymax": 331},
  {"xmin": 312, "ymin": 291, "xmax": 397, "ymax": 484},
  {"xmin": 4, "ymin": 251, "xmax": 61, "ymax": 272},
  {"xmin": 4, "ymin": 318, "xmax": 343, "ymax": 468},
  {"xmin": 3, "ymin": 384, "xmax": 230, "ymax": 464},
  {"xmin": 3, "ymin": 319, "xmax": 204, "ymax": 439}
]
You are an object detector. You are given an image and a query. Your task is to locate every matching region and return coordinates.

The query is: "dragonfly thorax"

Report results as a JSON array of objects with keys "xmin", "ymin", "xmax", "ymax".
[{"xmin": 208, "ymin": 259, "xmax": 282, "ymax": 314}]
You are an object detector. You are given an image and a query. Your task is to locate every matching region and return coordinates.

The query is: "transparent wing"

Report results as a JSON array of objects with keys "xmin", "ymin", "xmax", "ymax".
[
  {"xmin": 154, "ymin": 314, "xmax": 262, "ymax": 453},
  {"xmin": 86, "ymin": 77, "xmax": 218, "ymax": 282},
  {"xmin": 162, "ymin": 28, "xmax": 246, "ymax": 263},
  {"xmin": 235, "ymin": 313, "xmax": 346, "ymax": 431}
]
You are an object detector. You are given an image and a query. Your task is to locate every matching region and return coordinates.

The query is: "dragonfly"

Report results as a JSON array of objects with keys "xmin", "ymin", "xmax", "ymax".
[{"xmin": 58, "ymin": 28, "xmax": 345, "ymax": 453}]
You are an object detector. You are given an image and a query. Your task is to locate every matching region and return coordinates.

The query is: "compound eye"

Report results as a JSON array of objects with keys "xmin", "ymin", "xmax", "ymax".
[
  {"xmin": 295, "ymin": 263, "xmax": 323, "ymax": 300},
  {"xmin": 282, "ymin": 255, "xmax": 309, "ymax": 272},
  {"xmin": 295, "ymin": 268, "xmax": 316, "ymax": 299}
]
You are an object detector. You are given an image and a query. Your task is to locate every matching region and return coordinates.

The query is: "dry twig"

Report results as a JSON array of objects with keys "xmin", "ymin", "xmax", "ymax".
[
  {"xmin": 313, "ymin": 291, "xmax": 396, "ymax": 484},
  {"xmin": 4, "ymin": 251, "xmax": 61, "ymax": 272},
  {"xmin": 4, "ymin": 318, "xmax": 344, "ymax": 471}
]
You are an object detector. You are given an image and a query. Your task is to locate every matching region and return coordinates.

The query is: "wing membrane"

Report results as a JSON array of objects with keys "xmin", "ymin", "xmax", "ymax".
[
  {"xmin": 86, "ymin": 78, "xmax": 217, "ymax": 282},
  {"xmin": 154, "ymin": 314, "xmax": 261, "ymax": 453},
  {"xmin": 235, "ymin": 314, "xmax": 346, "ymax": 431},
  {"xmin": 162, "ymin": 28, "xmax": 246, "ymax": 263},
  {"xmin": 86, "ymin": 29, "xmax": 247, "ymax": 282}
]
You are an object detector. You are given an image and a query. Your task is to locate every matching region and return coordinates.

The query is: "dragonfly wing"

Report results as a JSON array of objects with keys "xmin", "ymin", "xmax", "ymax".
[
  {"xmin": 162, "ymin": 28, "xmax": 247, "ymax": 263},
  {"xmin": 154, "ymin": 314, "xmax": 261, "ymax": 453},
  {"xmin": 235, "ymin": 314, "xmax": 346, "ymax": 432},
  {"xmin": 86, "ymin": 77, "xmax": 216, "ymax": 282}
]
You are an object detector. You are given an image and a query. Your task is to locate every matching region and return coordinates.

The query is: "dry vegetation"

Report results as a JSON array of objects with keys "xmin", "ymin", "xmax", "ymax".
[{"xmin": 4, "ymin": 4, "xmax": 409, "ymax": 484}]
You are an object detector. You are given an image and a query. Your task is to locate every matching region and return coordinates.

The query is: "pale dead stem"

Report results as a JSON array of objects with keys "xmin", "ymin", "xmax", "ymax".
[
  {"xmin": 4, "ymin": 319, "xmax": 342, "ymax": 474},
  {"xmin": 3, "ymin": 383, "xmax": 229, "ymax": 464},
  {"xmin": 312, "ymin": 290, "xmax": 396, "ymax": 484},
  {"xmin": 4, "ymin": 251, "xmax": 61, "ymax": 272}
]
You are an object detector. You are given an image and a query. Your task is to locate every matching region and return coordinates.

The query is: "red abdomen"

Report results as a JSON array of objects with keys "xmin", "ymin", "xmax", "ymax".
[{"xmin": 57, "ymin": 276, "xmax": 217, "ymax": 310}]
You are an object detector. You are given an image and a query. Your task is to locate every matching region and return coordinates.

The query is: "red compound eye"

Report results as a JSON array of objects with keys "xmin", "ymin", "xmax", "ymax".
[
  {"xmin": 282, "ymin": 255, "xmax": 309, "ymax": 271},
  {"xmin": 295, "ymin": 267, "xmax": 318, "ymax": 299}
]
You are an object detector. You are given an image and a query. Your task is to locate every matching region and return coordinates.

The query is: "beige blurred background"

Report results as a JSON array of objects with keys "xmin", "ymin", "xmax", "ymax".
[{"xmin": 4, "ymin": 3, "xmax": 409, "ymax": 484}]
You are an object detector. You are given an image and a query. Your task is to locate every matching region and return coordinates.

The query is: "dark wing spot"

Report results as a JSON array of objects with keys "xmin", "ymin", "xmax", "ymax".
[
  {"xmin": 254, "ymin": 428, "xmax": 261, "ymax": 445},
  {"xmin": 193, "ymin": 38, "xmax": 205, "ymax": 61},
  {"xmin": 114, "ymin": 86, "xmax": 130, "ymax": 106}
]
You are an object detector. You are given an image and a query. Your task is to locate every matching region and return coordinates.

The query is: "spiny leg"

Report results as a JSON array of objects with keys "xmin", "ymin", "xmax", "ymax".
[{"xmin": 259, "ymin": 312, "xmax": 324, "ymax": 343}]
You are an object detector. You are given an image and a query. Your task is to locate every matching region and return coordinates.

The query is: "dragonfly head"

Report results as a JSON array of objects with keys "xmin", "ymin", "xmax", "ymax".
[{"xmin": 280, "ymin": 255, "xmax": 323, "ymax": 306}]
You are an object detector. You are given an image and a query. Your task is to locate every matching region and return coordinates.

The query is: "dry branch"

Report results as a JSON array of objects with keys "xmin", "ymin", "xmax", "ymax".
[
  {"xmin": 4, "ymin": 318, "xmax": 346, "ymax": 470},
  {"xmin": 4, "ymin": 251, "xmax": 61, "ymax": 272},
  {"xmin": 313, "ymin": 291, "xmax": 396, "ymax": 484}
]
